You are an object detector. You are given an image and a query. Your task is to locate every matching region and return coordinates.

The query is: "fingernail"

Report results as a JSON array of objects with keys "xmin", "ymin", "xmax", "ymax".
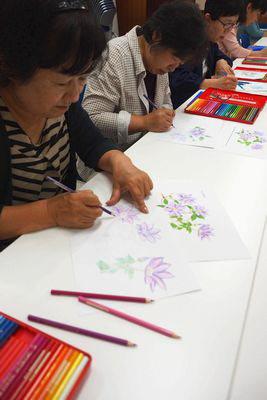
[{"xmin": 142, "ymin": 206, "xmax": 149, "ymax": 213}]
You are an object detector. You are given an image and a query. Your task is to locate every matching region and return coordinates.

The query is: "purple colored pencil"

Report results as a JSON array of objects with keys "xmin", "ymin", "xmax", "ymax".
[
  {"xmin": 28, "ymin": 315, "xmax": 137, "ymax": 347},
  {"xmin": 46, "ymin": 176, "xmax": 115, "ymax": 216},
  {"xmin": 50, "ymin": 289, "xmax": 153, "ymax": 303}
]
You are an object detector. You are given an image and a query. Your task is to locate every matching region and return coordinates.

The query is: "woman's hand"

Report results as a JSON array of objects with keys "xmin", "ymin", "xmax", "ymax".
[
  {"xmin": 47, "ymin": 190, "xmax": 102, "ymax": 229},
  {"xmin": 215, "ymin": 59, "xmax": 235, "ymax": 76},
  {"xmin": 98, "ymin": 151, "xmax": 153, "ymax": 213}
]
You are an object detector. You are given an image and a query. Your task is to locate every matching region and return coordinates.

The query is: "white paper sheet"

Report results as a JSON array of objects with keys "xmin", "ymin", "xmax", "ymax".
[
  {"xmin": 71, "ymin": 205, "xmax": 199, "ymax": 300},
  {"xmin": 221, "ymin": 122, "xmax": 267, "ymax": 159},
  {"xmin": 72, "ymin": 181, "xmax": 249, "ymax": 299},
  {"xmin": 237, "ymin": 80, "xmax": 267, "ymax": 95},
  {"xmin": 154, "ymin": 112, "xmax": 227, "ymax": 149},
  {"xmin": 235, "ymin": 70, "xmax": 267, "ymax": 80}
]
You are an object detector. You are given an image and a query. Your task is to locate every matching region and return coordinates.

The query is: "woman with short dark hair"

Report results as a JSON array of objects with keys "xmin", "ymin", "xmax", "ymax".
[
  {"xmin": 82, "ymin": 0, "xmax": 208, "ymax": 149},
  {"xmin": 0, "ymin": 0, "xmax": 153, "ymax": 251}
]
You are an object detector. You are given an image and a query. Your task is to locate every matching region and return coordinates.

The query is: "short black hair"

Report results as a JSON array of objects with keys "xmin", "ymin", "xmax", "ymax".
[
  {"xmin": 0, "ymin": 0, "xmax": 106, "ymax": 87},
  {"xmin": 141, "ymin": 0, "xmax": 208, "ymax": 63},
  {"xmin": 204, "ymin": 0, "xmax": 243, "ymax": 20},
  {"xmin": 239, "ymin": 0, "xmax": 267, "ymax": 23}
]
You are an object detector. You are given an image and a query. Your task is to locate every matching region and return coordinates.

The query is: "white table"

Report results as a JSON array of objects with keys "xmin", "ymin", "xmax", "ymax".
[{"xmin": 1, "ymin": 47, "xmax": 267, "ymax": 400}]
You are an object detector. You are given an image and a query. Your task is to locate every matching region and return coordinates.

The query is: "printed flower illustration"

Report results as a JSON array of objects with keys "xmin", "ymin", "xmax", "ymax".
[
  {"xmin": 111, "ymin": 205, "xmax": 139, "ymax": 224},
  {"xmin": 97, "ymin": 255, "xmax": 174, "ymax": 292},
  {"xmin": 198, "ymin": 224, "xmax": 214, "ymax": 240},
  {"xmin": 189, "ymin": 126, "xmax": 210, "ymax": 142},
  {"xmin": 236, "ymin": 128, "xmax": 266, "ymax": 150},
  {"xmin": 144, "ymin": 257, "xmax": 174, "ymax": 291},
  {"xmin": 158, "ymin": 192, "xmax": 214, "ymax": 240},
  {"xmin": 136, "ymin": 222, "xmax": 161, "ymax": 243}
]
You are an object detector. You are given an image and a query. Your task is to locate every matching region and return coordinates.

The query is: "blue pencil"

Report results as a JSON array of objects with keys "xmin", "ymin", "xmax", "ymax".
[{"xmin": 0, "ymin": 321, "xmax": 18, "ymax": 347}]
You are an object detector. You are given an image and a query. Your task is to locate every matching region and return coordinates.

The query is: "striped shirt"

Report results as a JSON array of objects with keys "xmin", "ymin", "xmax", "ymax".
[{"xmin": 0, "ymin": 98, "xmax": 70, "ymax": 204}]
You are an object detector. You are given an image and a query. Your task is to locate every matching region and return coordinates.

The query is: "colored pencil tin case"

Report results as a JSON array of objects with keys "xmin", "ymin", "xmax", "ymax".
[
  {"xmin": 242, "ymin": 57, "xmax": 267, "ymax": 66},
  {"xmin": 184, "ymin": 88, "xmax": 266, "ymax": 125},
  {"xmin": 0, "ymin": 312, "xmax": 91, "ymax": 400}
]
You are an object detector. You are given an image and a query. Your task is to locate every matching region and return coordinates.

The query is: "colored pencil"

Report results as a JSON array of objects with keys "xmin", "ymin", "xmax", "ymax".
[
  {"xmin": 50, "ymin": 289, "xmax": 154, "ymax": 303},
  {"xmin": 0, "ymin": 339, "xmax": 27, "ymax": 380},
  {"xmin": 28, "ymin": 344, "xmax": 69, "ymax": 400},
  {"xmin": 60, "ymin": 355, "xmax": 89, "ymax": 400},
  {"xmin": 0, "ymin": 334, "xmax": 49, "ymax": 399},
  {"xmin": 79, "ymin": 296, "xmax": 181, "ymax": 339},
  {"xmin": 143, "ymin": 94, "xmax": 175, "ymax": 128},
  {"xmin": 28, "ymin": 315, "xmax": 137, "ymax": 347},
  {"xmin": 13, "ymin": 340, "xmax": 59, "ymax": 400},
  {"xmin": 52, "ymin": 353, "xmax": 84, "ymax": 399},
  {"xmin": 46, "ymin": 176, "xmax": 115, "ymax": 217}
]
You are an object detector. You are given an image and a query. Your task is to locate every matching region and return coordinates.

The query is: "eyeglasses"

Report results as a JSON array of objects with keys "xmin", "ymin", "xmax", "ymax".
[
  {"xmin": 57, "ymin": 0, "xmax": 89, "ymax": 11},
  {"xmin": 217, "ymin": 19, "xmax": 237, "ymax": 31}
]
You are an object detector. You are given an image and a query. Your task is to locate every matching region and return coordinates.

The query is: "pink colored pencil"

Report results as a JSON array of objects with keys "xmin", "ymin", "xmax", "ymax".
[
  {"xmin": 78, "ymin": 296, "xmax": 181, "ymax": 339},
  {"xmin": 51, "ymin": 289, "xmax": 153, "ymax": 303}
]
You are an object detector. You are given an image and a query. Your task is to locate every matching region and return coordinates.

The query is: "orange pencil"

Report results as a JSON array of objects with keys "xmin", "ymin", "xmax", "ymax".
[
  {"xmin": 53, "ymin": 352, "xmax": 84, "ymax": 398},
  {"xmin": 38, "ymin": 347, "xmax": 74, "ymax": 400},
  {"xmin": 46, "ymin": 350, "xmax": 80, "ymax": 399},
  {"xmin": 24, "ymin": 343, "xmax": 65, "ymax": 400},
  {"xmin": 29, "ymin": 345, "xmax": 69, "ymax": 400}
]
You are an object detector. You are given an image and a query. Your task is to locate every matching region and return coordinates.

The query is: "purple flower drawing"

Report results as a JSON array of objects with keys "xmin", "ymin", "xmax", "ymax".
[
  {"xmin": 198, "ymin": 224, "xmax": 214, "ymax": 240},
  {"xmin": 136, "ymin": 223, "xmax": 161, "ymax": 243},
  {"xmin": 111, "ymin": 205, "xmax": 139, "ymax": 224},
  {"xmin": 236, "ymin": 128, "xmax": 267, "ymax": 150},
  {"xmin": 158, "ymin": 192, "xmax": 215, "ymax": 240},
  {"xmin": 144, "ymin": 257, "xmax": 174, "ymax": 291},
  {"xmin": 97, "ymin": 255, "xmax": 174, "ymax": 293}
]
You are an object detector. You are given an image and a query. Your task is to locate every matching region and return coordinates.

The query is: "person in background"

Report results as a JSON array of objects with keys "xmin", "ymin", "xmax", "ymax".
[
  {"xmin": 77, "ymin": 0, "xmax": 208, "ymax": 180},
  {"xmin": 0, "ymin": 0, "xmax": 153, "ymax": 251},
  {"xmin": 170, "ymin": 0, "xmax": 242, "ymax": 109},
  {"xmin": 239, "ymin": 21, "xmax": 264, "ymax": 44},
  {"xmin": 219, "ymin": 0, "xmax": 267, "ymax": 59}
]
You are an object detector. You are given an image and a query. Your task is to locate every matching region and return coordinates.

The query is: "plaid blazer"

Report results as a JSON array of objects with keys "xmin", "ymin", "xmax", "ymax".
[{"xmin": 82, "ymin": 26, "xmax": 172, "ymax": 150}]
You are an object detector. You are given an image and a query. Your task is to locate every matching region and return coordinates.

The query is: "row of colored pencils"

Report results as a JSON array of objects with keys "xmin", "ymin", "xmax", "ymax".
[{"xmin": 0, "ymin": 314, "xmax": 89, "ymax": 400}]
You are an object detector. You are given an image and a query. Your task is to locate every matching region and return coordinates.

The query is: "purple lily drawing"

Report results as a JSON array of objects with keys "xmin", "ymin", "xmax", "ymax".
[
  {"xmin": 198, "ymin": 224, "xmax": 214, "ymax": 240},
  {"xmin": 144, "ymin": 257, "xmax": 174, "ymax": 291},
  {"xmin": 165, "ymin": 200, "xmax": 187, "ymax": 217},
  {"xmin": 111, "ymin": 205, "xmax": 139, "ymax": 224},
  {"xmin": 177, "ymin": 193, "xmax": 196, "ymax": 205},
  {"xmin": 136, "ymin": 223, "xmax": 161, "ymax": 243}
]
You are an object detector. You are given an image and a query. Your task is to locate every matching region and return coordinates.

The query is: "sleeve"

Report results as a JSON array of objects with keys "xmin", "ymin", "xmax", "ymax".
[
  {"xmin": 221, "ymin": 28, "xmax": 251, "ymax": 59},
  {"xmin": 82, "ymin": 48, "xmax": 131, "ymax": 145},
  {"xmin": 67, "ymin": 102, "xmax": 120, "ymax": 170},
  {"xmin": 169, "ymin": 64, "xmax": 203, "ymax": 109},
  {"xmin": 246, "ymin": 23, "xmax": 264, "ymax": 41}
]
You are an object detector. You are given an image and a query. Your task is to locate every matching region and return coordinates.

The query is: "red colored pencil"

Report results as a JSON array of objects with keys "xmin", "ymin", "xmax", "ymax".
[
  {"xmin": 79, "ymin": 296, "xmax": 181, "ymax": 339},
  {"xmin": 0, "ymin": 339, "xmax": 27, "ymax": 380},
  {"xmin": 1, "ymin": 335, "xmax": 50, "ymax": 400},
  {"xmin": 13, "ymin": 340, "xmax": 59, "ymax": 400},
  {"xmin": 51, "ymin": 289, "xmax": 153, "ymax": 303}
]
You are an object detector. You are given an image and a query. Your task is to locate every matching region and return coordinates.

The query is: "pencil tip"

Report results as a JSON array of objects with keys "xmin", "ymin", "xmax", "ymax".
[
  {"xmin": 146, "ymin": 299, "xmax": 154, "ymax": 303},
  {"xmin": 128, "ymin": 342, "xmax": 137, "ymax": 347},
  {"xmin": 172, "ymin": 334, "xmax": 181, "ymax": 339}
]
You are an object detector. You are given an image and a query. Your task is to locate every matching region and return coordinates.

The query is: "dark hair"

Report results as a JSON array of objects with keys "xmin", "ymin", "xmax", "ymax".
[
  {"xmin": 239, "ymin": 0, "xmax": 267, "ymax": 23},
  {"xmin": 204, "ymin": 0, "xmax": 243, "ymax": 20},
  {"xmin": 141, "ymin": 0, "xmax": 208, "ymax": 63},
  {"xmin": 0, "ymin": 0, "xmax": 106, "ymax": 86}
]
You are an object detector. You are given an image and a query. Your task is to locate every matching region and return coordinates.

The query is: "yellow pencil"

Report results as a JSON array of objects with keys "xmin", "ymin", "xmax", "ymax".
[
  {"xmin": 52, "ymin": 353, "xmax": 84, "ymax": 398},
  {"xmin": 45, "ymin": 350, "xmax": 79, "ymax": 399}
]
